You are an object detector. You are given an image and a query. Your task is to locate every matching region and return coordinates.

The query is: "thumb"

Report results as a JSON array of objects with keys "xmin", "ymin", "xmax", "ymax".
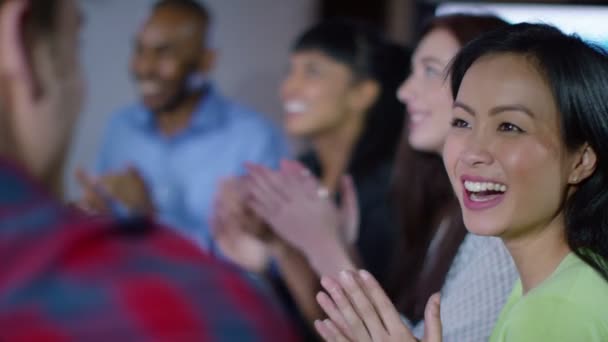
[
  {"xmin": 422, "ymin": 293, "xmax": 442, "ymax": 342},
  {"xmin": 339, "ymin": 175, "xmax": 359, "ymax": 244}
]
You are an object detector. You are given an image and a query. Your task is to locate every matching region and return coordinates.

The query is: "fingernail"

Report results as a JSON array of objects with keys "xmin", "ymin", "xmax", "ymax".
[
  {"xmin": 359, "ymin": 269, "xmax": 372, "ymax": 280},
  {"xmin": 320, "ymin": 276, "xmax": 332, "ymax": 289},
  {"xmin": 340, "ymin": 270, "xmax": 354, "ymax": 285}
]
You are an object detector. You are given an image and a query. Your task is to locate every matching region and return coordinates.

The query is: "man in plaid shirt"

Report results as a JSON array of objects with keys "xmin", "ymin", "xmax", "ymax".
[{"xmin": 0, "ymin": 0, "xmax": 298, "ymax": 340}]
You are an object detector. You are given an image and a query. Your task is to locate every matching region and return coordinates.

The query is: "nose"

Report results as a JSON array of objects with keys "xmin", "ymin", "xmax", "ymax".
[
  {"xmin": 460, "ymin": 130, "xmax": 495, "ymax": 167},
  {"xmin": 397, "ymin": 73, "xmax": 418, "ymax": 106}
]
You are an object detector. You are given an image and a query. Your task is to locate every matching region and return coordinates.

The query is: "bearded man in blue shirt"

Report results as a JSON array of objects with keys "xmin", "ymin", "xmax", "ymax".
[{"xmin": 77, "ymin": 0, "xmax": 288, "ymax": 250}]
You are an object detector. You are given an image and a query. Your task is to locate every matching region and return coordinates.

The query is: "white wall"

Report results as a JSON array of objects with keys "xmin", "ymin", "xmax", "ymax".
[{"xmin": 65, "ymin": 0, "xmax": 317, "ymax": 198}]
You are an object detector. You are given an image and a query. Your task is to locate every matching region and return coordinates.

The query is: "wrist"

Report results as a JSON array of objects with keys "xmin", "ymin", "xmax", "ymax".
[{"xmin": 307, "ymin": 236, "xmax": 356, "ymax": 278}]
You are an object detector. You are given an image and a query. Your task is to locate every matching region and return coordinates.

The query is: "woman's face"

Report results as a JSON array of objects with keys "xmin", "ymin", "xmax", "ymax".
[
  {"xmin": 397, "ymin": 28, "xmax": 460, "ymax": 154},
  {"xmin": 280, "ymin": 50, "xmax": 360, "ymax": 138},
  {"xmin": 443, "ymin": 53, "xmax": 582, "ymax": 240}
]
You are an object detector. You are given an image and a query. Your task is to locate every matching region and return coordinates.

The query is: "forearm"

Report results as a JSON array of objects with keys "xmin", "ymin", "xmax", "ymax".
[{"xmin": 271, "ymin": 241, "xmax": 324, "ymax": 322}]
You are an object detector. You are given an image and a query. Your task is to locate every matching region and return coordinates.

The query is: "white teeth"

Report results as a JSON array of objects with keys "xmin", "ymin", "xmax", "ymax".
[
  {"xmin": 139, "ymin": 82, "xmax": 161, "ymax": 95},
  {"xmin": 284, "ymin": 101, "xmax": 308, "ymax": 113},
  {"xmin": 464, "ymin": 180, "xmax": 507, "ymax": 193}
]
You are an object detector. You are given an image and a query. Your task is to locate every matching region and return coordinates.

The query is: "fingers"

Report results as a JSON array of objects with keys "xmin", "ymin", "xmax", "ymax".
[
  {"xmin": 422, "ymin": 293, "xmax": 442, "ymax": 342},
  {"xmin": 320, "ymin": 276, "xmax": 371, "ymax": 342},
  {"xmin": 316, "ymin": 291, "xmax": 354, "ymax": 339},
  {"xmin": 315, "ymin": 319, "xmax": 351, "ymax": 342},
  {"xmin": 337, "ymin": 271, "xmax": 387, "ymax": 341},
  {"xmin": 280, "ymin": 159, "xmax": 321, "ymax": 199},
  {"xmin": 357, "ymin": 270, "xmax": 407, "ymax": 336},
  {"xmin": 75, "ymin": 168, "xmax": 110, "ymax": 213},
  {"xmin": 246, "ymin": 163, "xmax": 290, "ymax": 200}
]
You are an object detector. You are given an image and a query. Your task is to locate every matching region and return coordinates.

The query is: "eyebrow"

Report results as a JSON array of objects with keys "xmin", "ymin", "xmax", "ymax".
[
  {"xmin": 420, "ymin": 56, "xmax": 446, "ymax": 66},
  {"xmin": 490, "ymin": 105, "xmax": 536, "ymax": 118},
  {"xmin": 453, "ymin": 101, "xmax": 536, "ymax": 118}
]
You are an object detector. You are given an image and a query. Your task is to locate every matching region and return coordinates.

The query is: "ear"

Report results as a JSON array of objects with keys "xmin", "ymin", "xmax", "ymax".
[
  {"xmin": 0, "ymin": 0, "xmax": 37, "ymax": 113},
  {"xmin": 568, "ymin": 143, "xmax": 597, "ymax": 185},
  {"xmin": 347, "ymin": 79, "xmax": 380, "ymax": 115}
]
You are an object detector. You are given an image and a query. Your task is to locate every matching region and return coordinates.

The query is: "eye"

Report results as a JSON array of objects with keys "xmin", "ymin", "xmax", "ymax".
[
  {"xmin": 423, "ymin": 65, "xmax": 442, "ymax": 78},
  {"xmin": 304, "ymin": 63, "xmax": 323, "ymax": 77},
  {"xmin": 498, "ymin": 122, "xmax": 525, "ymax": 133},
  {"xmin": 451, "ymin": 118, "xmax": 470, "ymax": 128}
]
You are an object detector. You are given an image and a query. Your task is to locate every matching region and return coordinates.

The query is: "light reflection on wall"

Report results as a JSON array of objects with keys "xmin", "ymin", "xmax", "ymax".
[{"xmin": 436, "ymin": 3, "xmax": 608, "ymax": 49}]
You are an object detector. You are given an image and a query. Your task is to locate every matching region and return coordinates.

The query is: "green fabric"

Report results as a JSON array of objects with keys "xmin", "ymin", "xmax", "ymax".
[{"xmin": 490, "ymin": 253, "xmax": 608, "ymax": 342}]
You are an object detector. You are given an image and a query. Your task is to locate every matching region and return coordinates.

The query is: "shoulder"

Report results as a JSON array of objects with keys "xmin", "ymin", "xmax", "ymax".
[
  {"xmin": 103, "ymin": 103, "xmax": 146, "ymax": 133},
  {"xmin": 503, "ymin": 295, "xmax": 608, "ymax": 341},
  {"xmin": 218, "ymin": 97, "xmax": 279, "ymax": 135},
  {"xmin": 502, "ymin": 257, "xmax": 608, "ymax": 341},
  {"xmin": 539, "ymin": 254, "xmax": 608, "ymax": 315},
  {"xmin": 2, "ymin": 215, "xmax": 298, "ymax": 339}
]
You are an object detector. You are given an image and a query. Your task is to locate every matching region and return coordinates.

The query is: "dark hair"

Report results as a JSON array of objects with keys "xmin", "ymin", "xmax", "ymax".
[
  {"xmin": 153, "ymin": 0, "xmax": 211, "ymax": 27},
  {"xmin": 22, "ymin": 1, "xmax": 59, "ymax": 38},
  {"xmin": 387, "ymin": 14, "xmax": 509, "ymax": 323},
  {"xmin": 292, "ymin": 19, "xmax": 411, "ymax": 178},
  {"xmin": 450, "ymin": 23, "xmax": 608, "ymax": 281}
]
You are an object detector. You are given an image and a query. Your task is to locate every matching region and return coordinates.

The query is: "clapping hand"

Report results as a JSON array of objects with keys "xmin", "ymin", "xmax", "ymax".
[
  {"xmin": 75, "ymin": 166, "xmax": 155, "ymax": 216},
  {"xmin": 315, "ymin": 270, "xmax": 442, "ymax": 342}
]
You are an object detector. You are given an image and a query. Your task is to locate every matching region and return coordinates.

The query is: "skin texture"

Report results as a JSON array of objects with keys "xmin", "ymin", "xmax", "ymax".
[
  {"xmin": 0, "ymin": 0, "xmax": 82, "ymax": 196},
  {"xmin": 314, "ymin": 270, "xmax": 442, "ymax": 342},
  {"xmin": 397, "ymin": 28, "xmax": 460, "ymax": 154},
  {"xmin": 443, "ymin": 53, "xmax": 596, "ymax": 293}
]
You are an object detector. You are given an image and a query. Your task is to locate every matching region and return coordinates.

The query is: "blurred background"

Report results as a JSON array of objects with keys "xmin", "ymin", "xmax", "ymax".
[{"xmin": 65, "ymin": 0, "xmax": 608, "ymax": 197}]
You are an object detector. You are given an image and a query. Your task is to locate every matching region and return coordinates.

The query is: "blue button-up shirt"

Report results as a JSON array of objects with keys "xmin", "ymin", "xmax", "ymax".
[{"xmin": 96, "ymin": 86, "xmax": 289, "ymax": 250}]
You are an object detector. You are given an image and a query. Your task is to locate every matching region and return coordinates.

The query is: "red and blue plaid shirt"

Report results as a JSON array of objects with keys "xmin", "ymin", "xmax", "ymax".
[{"xmin": 0, "ymin": 159, "xmax": 299, "ymax": 341}]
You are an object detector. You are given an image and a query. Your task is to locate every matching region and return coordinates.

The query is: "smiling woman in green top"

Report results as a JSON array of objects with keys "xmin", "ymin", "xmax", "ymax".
[
  {"xmin": 443, "ymin": 23, "xmax": 608, "ymax": 341},
  {"xmin": 311, "ymin": 23, "xmax": 608, "ymax": 342}
]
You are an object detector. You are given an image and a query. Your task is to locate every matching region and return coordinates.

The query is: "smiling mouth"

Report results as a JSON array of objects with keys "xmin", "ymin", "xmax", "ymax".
[
  {"xmin": 462, "ymin": 180, "xmax": 508, "ymax": 210},
  {"xmin": 284, "ymin": 100, "xmax": 309, "ymax": 115},
  {"xmin": 138, "ymin": 81, "xmax": 162, "ymax": 97}
]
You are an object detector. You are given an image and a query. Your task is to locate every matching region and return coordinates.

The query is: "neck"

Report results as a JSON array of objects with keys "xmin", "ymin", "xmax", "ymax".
[
  {"xmin": 311, "ymin": 114, "xmax": 364, "ymax": 192},
  {"xmin": 502, "ymin": 213, "xmax": 571, "ymax": 294},
  {"xmin": 155, "ymin": 90, "xmax": 204, "ymax": 137}
]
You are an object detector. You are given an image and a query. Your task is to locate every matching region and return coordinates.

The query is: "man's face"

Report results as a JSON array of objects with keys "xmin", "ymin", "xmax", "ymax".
[
  {"xmin": 0, "ymin": 0, "xmax": 84, "ymax": 188},
  {"xmin": 130, "ymin": 7, "xmax": 210, "ymax": 113}
]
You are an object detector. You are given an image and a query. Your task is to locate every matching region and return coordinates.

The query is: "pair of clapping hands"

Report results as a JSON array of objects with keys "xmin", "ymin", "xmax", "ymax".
[
  {"xmin": 74, "ymin": 166, "xmax": 155, "ymax": 216},
  {"xmin": 212, "ymin": 160, "xmax": 358, "ymax": 271},
  {"xmin": 213, "ymin": 160, "xmax": 443, "ymax": 342}
]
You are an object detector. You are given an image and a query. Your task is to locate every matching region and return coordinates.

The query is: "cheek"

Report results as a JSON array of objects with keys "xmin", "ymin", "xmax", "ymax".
[
  {"xmin": 158, "ymin": 60, "xmax": 182, "ymax": 80},
  {"xmin": 285, "ymin": 88, "xmax": 349, "ymax": 136},
  {"xmin": 499, "ymin": 140, "xmax": 566, "ymax": 213}
]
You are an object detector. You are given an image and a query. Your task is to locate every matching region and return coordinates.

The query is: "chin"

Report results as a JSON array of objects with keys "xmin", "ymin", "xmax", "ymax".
[
  {"xmin": 285, "ymin": 122, "xmax": 318, "ymax": 139},
  {"xmin": 462, "ymin": 214, "xmax": 507, "ymax": 237}
]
